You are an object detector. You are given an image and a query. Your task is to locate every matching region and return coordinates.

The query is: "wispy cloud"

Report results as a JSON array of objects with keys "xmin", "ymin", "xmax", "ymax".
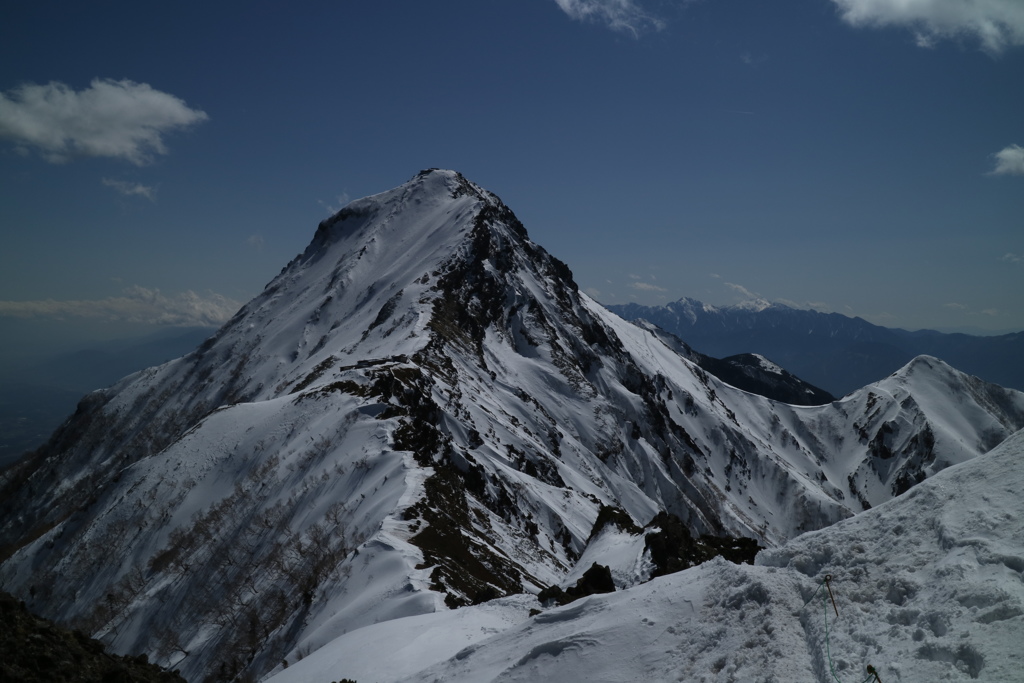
[
  {"xmin": 990, "ymin": 144, "xmax": 1024, "ymax": 175},
  {"xmin": 102, "ymin": 178, "xmax": 156, "ymax": 200},
  {"xmin": 319, "ymin": 191, "xmax": 351, "ymax": 215},
  {"xmin": 246, "ymin": 234, "xmax": 265, "ymax": 250},
  {"xmin": 1001, "ymin": 252, "xmax": 1023, "ymax": 263},
  {"xmin": 830, "ymin": 0, "xmax": 1024, "ymax": 54},
  {"xmin": 629, "ymin": 281, "xmax": 667, "ymax": 292},
  {"xmin": 0, "ymin": 78, "xmax": 208, "ymax": 165},
  {"xmin": 725, "ymin": 282, "xmax": 759, "ymax": 299},
  {"xmin": 776, "ymin": 298, "xmax": 834, "ymax": 312},
  {"xmin": 944, "ymin": 302, "xmax": 1000, "ymax": 317},
  {"xmin": 552, "ymin": 0, "xmax": 664, "ymax": 36},
  {"xmin": 0, "ymin": 286, "xmax": 241, "ymax": 327}
]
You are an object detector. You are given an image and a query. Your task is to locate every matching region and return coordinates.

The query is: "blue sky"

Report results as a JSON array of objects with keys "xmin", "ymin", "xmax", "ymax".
[{"xmin": 1, "ymin": 0, "xmax": 1023, "ymax": 358}]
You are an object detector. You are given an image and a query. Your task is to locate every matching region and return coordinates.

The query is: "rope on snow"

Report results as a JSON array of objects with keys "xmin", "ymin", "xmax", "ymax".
[{"xmin": 800, "ymin": 573, "xmax": 882, "ymax": 683}]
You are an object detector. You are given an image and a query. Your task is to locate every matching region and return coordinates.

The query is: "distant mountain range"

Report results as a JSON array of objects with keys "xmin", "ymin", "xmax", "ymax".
[{"xmin": 607, "ymin": 298, "xmax": 1024, "ymax": 397}]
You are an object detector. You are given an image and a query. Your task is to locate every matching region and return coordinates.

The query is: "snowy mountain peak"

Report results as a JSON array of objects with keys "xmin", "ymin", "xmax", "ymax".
[
  {"xmin": 166, "ymin": 168, "xmax": 566, "ymax": 410},
  {"xmin": 298, "ymin": 169, "xmax": 498, "ymax": 281},
  {"xmin": 889, "ymin": 354, "xmax": 947, "ymax": 379},
  {"xmin": 730, "ymin": 297, "xmax": 777, "ymax": 313},
  {"xmin": 2, "ymin": 172, "xmax": 1023, "ymax": 683},
  {"xmin": 312, "ymin": 169, "xmax": 482, "ymax": 248},
  {"xmin": 314, "ymin": 169, "xmax": 532, "ymax": 254}
]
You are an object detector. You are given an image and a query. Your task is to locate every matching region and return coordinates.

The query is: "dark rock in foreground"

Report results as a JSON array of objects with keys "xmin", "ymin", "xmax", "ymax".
[{"xmin": 0, "ymin": 591, "xmax": 185, "ymax": 683}]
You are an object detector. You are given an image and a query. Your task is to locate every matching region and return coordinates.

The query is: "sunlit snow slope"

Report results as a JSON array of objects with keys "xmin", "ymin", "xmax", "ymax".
[
  {"xmin": 1, "ymin": 170, "xmax": 1022, "ymax": 682},
  {"xmin": 271, "ymin": 428, "xmax": 1024, "ymax": 683}
]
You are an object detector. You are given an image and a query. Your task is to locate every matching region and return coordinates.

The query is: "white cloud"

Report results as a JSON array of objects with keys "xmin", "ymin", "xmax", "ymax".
[
  {"xmin": 725, "ymin": 282, "xmax": 759, "ymax": 299},
  {"xmin": 776, "ymin": 298, "xmax": 834, "ymax": 312},
  {"xmin": 319, "ymin": 191, "xmax": 351, "ymax": 215},
  {"xmin": 739, "ymin": 52, "xmax": 768, "ymax": 67},
  {"xmin": 0, "ymin": 78, "xmax": 208, "ymax": 165},
  {"xmin": 553, "ymin": 0, "xmax": 664, "ymax": 36},
  {"xmin": 1000, "ymin": 252, "xmax": 1023, "ymax": 263},
  {"xmin": 246, "ymin": 234, "xmax": 266, "ymax": 250},
  {"xmin": 102, "ymin": 178, "xmax": 156, "ymax": 200},
  {"xmin": 991, "ymin": 144, "xmax": 1024, "ymax": 175},
  {"xmin": 831, "ymin": 0, "xmax": 1024, "ymax": 53},
  {"xmin": 943, "ymin": 302, "xmax": 1001, "ymax": 317},
  {"xmin": 0, "ymin": 286, "xmax": 241, "ymax": 327},
  {"xmin": 629, "ymin": 281, "xmax": 667, "ymax": 292}
]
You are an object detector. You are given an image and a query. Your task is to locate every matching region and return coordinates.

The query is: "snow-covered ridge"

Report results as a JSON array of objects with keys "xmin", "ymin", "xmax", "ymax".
[
  {"xmin": 2, "ymin": 170, "xmax": 1022, "ymax": 682},
  {"xmin": 271, "ymin": 428, "xmax": 1024, "ymax": 683},
  {"xmin": 750, "ymin": 353, "xmax": 782, "ymax": 374}
]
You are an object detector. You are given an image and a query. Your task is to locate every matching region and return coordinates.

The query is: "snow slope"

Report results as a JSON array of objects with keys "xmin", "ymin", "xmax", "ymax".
[
  {"xmin": 270, "ymin": 428, "xmax": 1024, "ymax": 683},
  {"xmin": 2, "ymin": 170, "xmax": 1022, "ymax": 682}
]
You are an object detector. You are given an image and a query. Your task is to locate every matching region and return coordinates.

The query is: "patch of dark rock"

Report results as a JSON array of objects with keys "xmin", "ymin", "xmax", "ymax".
[
  {"xmin": 538, "ymin": 563, "xmax": 615, "ymax": 607},
  {"xmin": 408, "ymin": 465, "xmax": 523, "ymax": 608},
  {"xmin": 587, "ymin": 505, "xmax": 642, "ymax": 542},
  {"xmin": 644, "ymin": 511, "xmax": 761, "ymax": 578},
  {"xmin": 697, "ymin": 354, "xmax": 836, "ymax": 406},
  {"xmin": 0, "ymin": 591, "xmax": 185, "ymax": 683},
  {"xmin": 366, "ymin": 291, "xmax": 403, "ymax": 334}
]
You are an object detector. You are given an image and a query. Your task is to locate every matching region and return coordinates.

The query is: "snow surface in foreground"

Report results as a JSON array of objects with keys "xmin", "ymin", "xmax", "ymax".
[{"xmin": 268, "ymin": 429, "xmax": 1024, "ymax": 683}]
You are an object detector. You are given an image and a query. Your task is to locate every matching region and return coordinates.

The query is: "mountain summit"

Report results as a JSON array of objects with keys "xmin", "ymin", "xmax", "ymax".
[{"xmin": 2, "ymin": 170, "xmax": 1023, "ymax": 682}]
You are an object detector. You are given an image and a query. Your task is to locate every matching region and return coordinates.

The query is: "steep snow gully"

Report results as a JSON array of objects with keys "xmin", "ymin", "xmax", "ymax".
[{"xmin": 1, "ymin": 170, "xmax": 1022, "ymax": 682}]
